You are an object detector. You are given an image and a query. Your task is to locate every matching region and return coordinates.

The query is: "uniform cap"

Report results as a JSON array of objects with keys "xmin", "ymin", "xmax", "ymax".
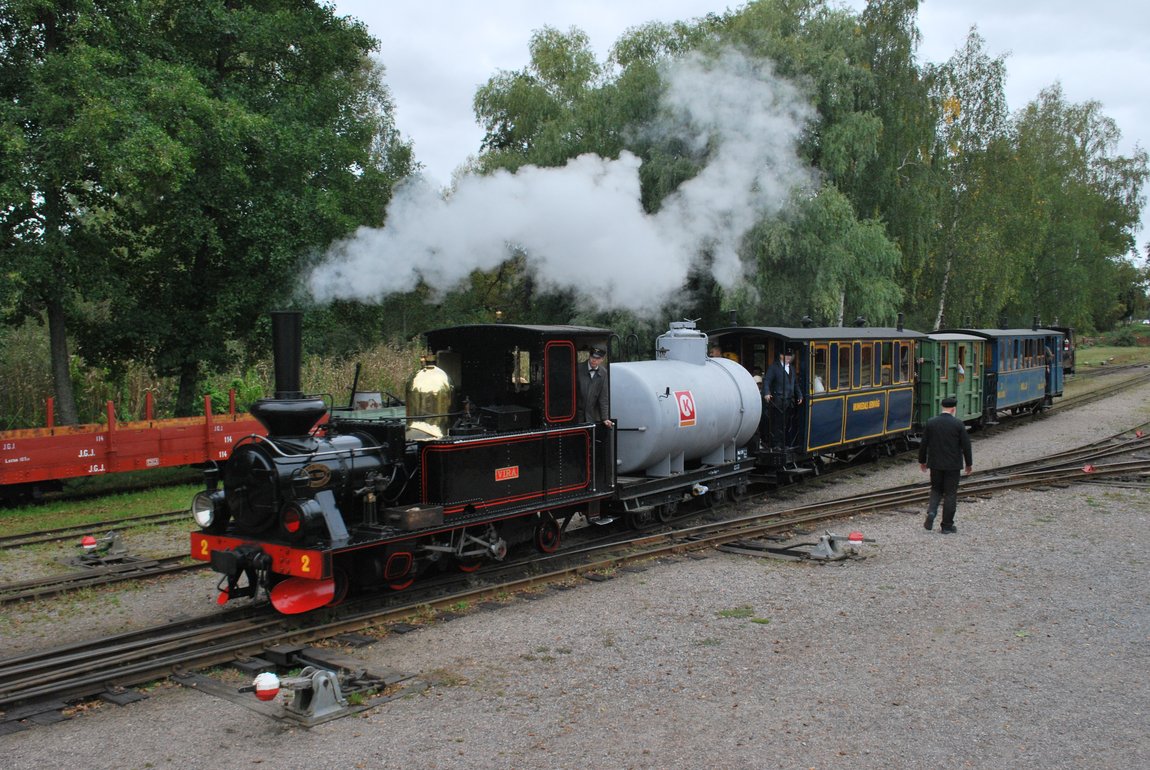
[
  {"xmin": 941, "ymin": 396, "xmax": 958, "ymax": 408},
  {"xmin": 589, "ymin": 347, "xmax": 606, "ymax": 359}
]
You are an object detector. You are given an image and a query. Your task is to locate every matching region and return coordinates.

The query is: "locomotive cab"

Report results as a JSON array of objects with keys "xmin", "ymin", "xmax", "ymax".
[{"xmin": 423, "ymin": 323, "xmax": 614, "ymax": 433}]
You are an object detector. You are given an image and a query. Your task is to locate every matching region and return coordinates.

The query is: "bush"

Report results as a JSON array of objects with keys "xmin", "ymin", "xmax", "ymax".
[
  {"xmin": 0, "ymin": 319, "xmax": 426, "ymax": 430},
  {"xmin": 1099, "ymin": 326, "xmax": 1141, "ymax": 347}
]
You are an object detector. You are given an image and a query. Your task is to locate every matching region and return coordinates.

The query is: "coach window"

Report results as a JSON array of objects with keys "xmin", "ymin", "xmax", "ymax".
[
  {"xmin": 880, "ymin": 342, "xmax": 892, "ymax": 385},
  {"xmin": 897, "ymin": 343, "xmax": 910, "ymax": 383},
  {"xmin": 939, "ymin": 344, "xmax": 950, "ymax": 381},
  {"xmin": 838, "ymin": 343, "xmax": 851, "ymax": 390},
  {"xmin": 812, "ymin": 345, "xmax": 828, "ymax": 393},
  {"xmin": 957, "ymin": 345, "xmax": 967, "ymax": 383},
  {"xmin": 859, "ymin": 343, "xmax": 873, "ymax": 388}
]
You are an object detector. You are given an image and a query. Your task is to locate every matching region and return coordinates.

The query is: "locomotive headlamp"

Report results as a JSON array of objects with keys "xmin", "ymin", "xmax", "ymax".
[
  {"xmin": 280, "ymin": 499, "xmax": 324, "ymax": 541},
  {"xmin": 192, "ymin": 491, "xmax": 225, "ymax": 528}
]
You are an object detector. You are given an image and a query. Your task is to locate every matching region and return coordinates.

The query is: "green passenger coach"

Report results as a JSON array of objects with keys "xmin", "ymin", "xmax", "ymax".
[{"xmin": 915, "ymin": 332, "xmax": 988, "ymax": 428}]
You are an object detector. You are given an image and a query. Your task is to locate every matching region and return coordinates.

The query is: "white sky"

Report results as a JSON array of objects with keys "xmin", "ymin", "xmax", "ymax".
[{"xmin": 330, "ymin": 0, "xmax": 1149, "ymax": 254}]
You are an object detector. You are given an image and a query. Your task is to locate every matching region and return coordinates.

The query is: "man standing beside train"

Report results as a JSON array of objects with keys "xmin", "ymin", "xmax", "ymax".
[
  {"xmin": 918, "ymin": 396, "xmax": 973, "ymax": 534},
  {"xmin": 763, "ymin": 348, "xmax": 802, "ymax": 450}
]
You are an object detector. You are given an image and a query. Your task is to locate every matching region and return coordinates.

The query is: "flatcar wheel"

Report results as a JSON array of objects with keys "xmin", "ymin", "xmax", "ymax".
[{"xmin": 534, "ymin": 516, "xmax": 562, "ymax": 554}]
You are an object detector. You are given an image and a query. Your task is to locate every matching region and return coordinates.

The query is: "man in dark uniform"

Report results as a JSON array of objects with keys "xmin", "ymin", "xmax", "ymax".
[
  {"xmin": 918, "ymin": 396, "xmax": 973, "ymax": 533},
  {"xmin": 576, "ymin": 347, "xmax": 613, "ymax": 427},
  {"xmin": 762, "ymin": 348, "xmax": 803, "ymax": 450}
]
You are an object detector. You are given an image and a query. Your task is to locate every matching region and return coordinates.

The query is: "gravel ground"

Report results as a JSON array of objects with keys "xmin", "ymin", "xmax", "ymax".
[{"xmin": 4, "ymin": 377, "xmax": 1150, "ymax": 769}]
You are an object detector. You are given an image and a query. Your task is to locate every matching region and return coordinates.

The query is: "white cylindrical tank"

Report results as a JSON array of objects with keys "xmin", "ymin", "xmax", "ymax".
[{"xmin": 612, "ymin": 323, "xmax": 761, "ymax": 477}]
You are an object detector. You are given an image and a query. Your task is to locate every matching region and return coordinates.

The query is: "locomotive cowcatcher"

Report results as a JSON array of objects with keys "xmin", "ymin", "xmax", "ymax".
[{"xmin": 191, "ymin": 312, "xmax": 760, "ymax": 613}]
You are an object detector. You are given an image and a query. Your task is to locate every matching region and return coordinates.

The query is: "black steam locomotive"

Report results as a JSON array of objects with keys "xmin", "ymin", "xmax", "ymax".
[{"xmin": 191, "ymin": 312, "xmax": 760, "ymax": 613}]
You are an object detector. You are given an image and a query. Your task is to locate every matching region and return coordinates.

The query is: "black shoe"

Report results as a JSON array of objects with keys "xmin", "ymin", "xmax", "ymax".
[
  {"xmin": 940, "ymin": 526, "xmax": 957, "ymax": 534},
  {"xmin": 923, "ymin": 515, "xmax": 935, "ymax": 531}
]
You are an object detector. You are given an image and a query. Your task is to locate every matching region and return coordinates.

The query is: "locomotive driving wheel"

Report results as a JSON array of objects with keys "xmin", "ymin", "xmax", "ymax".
[
  {"xmin": 456, "ymin": 556, "xmax": 484, "ymax": 573},
  {"xmin": 327, "ymin": 567, "xmax": 351, "ymax": 606},
  {"xmin": 534, "ymin": 515, "xmax": 562, "ymax": 554}
]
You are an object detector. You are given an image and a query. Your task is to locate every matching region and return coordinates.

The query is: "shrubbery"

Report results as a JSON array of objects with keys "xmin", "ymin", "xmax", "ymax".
[{"xmin": 0, "ymin": 321, "xmax": 424, "ymax": 430}]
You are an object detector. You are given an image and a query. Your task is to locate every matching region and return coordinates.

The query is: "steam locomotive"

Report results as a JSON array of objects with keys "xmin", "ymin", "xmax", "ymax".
[
  {"xmin": 191, "ymin": 312, "xmax": 760, "ymax": 613},
  {"xmin": 191, "ymin": 311, "xmax": 1064, "ymax": 614}
]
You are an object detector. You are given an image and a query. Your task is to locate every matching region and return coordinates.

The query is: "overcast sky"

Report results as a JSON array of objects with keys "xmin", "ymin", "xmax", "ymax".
[{"xmin": 330, "ymin": 0, "xmax": 1148, "ymax": 254}]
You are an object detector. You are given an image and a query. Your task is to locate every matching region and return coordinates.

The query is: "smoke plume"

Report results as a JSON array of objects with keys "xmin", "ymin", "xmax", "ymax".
[{"xmin": 308, "ymin": 48, "xmax": 814, "ymax": 312}]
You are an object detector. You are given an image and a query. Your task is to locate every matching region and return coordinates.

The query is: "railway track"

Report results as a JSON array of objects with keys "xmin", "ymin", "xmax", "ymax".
[
  {"xmin": 0, "ymin": 557, "xmax": 203, "ymax": 605},
  {"xmin": 2, "ymin": 439, "xmax": 1147, "ymax": 719},
  {"xmin": 0, "ymin": 510, "xmax": 186, "ymax": 551}
]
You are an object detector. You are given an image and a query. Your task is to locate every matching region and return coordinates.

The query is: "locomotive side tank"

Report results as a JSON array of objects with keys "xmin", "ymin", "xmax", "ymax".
[{"xmin": 613, "ymin": 322, "xmax": 761, "ymax": 477}]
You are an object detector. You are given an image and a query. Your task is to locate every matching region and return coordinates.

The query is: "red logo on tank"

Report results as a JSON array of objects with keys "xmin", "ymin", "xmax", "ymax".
[
  {"xmin": 675, "ymin": 390, "xmax": 696, "ymax": 427},
  {"xmin": 495, "ymin": 466, "xmax": 519, "ymax": 481}
]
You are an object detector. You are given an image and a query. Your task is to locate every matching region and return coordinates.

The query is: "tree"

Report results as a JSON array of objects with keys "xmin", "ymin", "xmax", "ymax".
[
  {"xmin": 0, "ymin": 1, "xmax": 413, "ymax": 418},
  {"xmin": 923, "ymin": 28, "xmax": 1009, "ymax": 328},
  {"xmin": 736, "ymin": 185, "xmax": 903, "ymax": 325},
  {"xmin": 1008, "ymin": 85, "xmax": 1147, "ymax": 330}
]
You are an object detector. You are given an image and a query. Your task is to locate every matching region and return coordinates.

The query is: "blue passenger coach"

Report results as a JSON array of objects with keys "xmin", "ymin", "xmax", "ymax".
[
  {"xmin": 936, "ymin": 327, "xmax": 1065, "ymax": 420},
  {"xmin": 707, "ymin": 324, "xmax": 924, "ymax": 472}
]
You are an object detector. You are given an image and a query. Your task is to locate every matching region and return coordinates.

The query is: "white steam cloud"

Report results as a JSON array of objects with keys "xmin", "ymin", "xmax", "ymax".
[{"xmin": 308, "ymin": 49, "xmax": 814, "ymax": 312}]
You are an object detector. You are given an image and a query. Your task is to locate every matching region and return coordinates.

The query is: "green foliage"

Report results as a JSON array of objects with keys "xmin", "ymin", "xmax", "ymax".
[
  {"xmin": 736, "ymin": 185, "xmax": 903, "ymax": 326},
  {"xmin": 1, "ymin": 1, "xmax": 415, "ymax": 420},
  {"xmin": 1098, "ymin": 326, "xmax": 1141, "ymax": 347},
  {"xmin": 3, "ymin": 0, "xmax": 1146, "ymax": 410}
]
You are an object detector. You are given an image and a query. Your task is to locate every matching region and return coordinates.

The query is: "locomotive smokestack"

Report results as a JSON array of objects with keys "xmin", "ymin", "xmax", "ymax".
[
  {"xmin": 251, "ymin": 311, "xmax": 326, "ymax": 438},
  {"xmin": 271, "ymin": 310, "xmax": 303, "ymax": 399}
]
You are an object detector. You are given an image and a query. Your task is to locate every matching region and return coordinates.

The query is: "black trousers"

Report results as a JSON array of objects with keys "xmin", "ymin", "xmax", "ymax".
[
  {"xmin": 766, "ymin": 404, "xmax": 793, "ymax": 449},
  {"xmin": 927, "ymin": 468, "xmax": 961, "ymax": 528}
]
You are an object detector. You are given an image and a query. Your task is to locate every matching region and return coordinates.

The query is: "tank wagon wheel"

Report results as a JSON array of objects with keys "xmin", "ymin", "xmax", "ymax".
[
  {"xmin": 534, "ymin": 515, "xmax": 562, "ymax": 554},
  {"xmin": 656, "ymin": 501, "xmax": 678, "ymax": 523},
  {"xmin": 626, "ymin": 507, "xmax": 657, "ymax": 530}
]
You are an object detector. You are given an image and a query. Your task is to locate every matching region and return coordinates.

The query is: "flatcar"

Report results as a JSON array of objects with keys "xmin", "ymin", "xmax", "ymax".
[
  {"xmin": 935, "ymin": 325, "xmax": 1064, "ymax": 419},
  {"xmin": 191, "ymin": 313, "xmax": 760, "ymax": 613},
  {"xmin": 0, "ymin": 392, "xmax": 263, "ymax": 503},
  {"xmin": 707, "ymin": 320, "xmax": 923, "ymax": 477}
]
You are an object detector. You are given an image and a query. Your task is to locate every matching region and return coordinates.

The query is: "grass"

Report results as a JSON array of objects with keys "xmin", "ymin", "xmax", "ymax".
[
  {"xmin": 0, "ymin": 482, "xmax": 201, "ymax": 534},
  {"xmin": 1075, "ymin": 345, "xmax": 1150, "ymax": 367}
]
